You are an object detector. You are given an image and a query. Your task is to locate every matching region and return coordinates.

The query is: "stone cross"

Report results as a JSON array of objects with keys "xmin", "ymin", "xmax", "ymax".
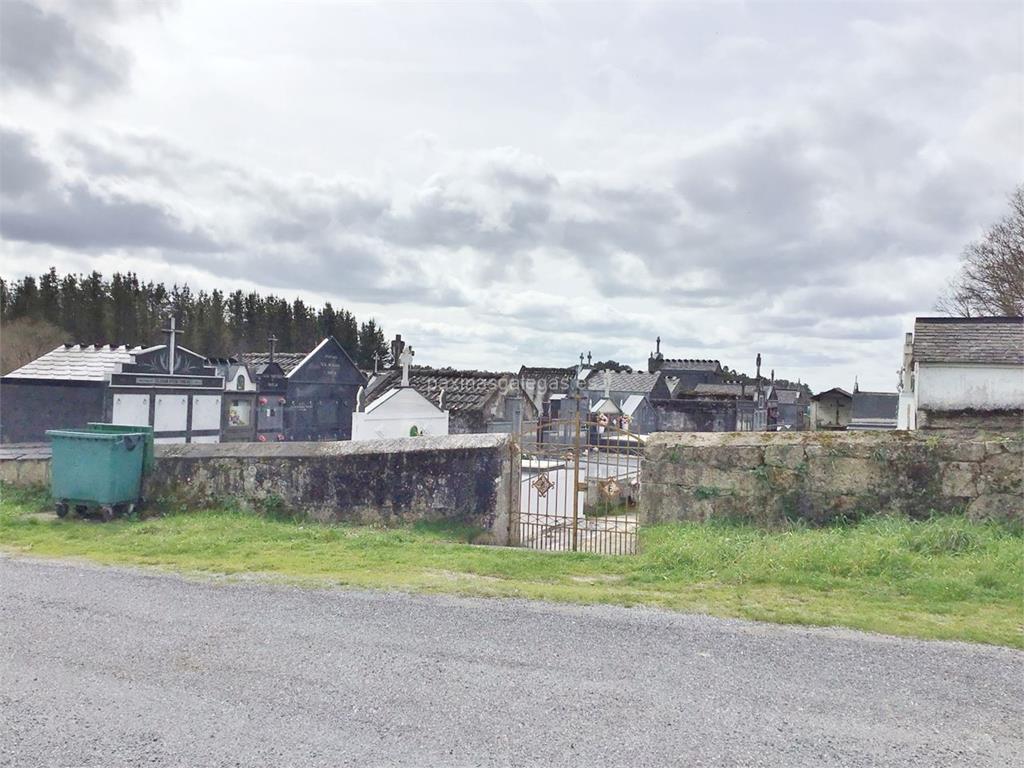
[
  {"xmin": 400, "ymin": 345, "xmax": 414, "ymax": 387},
  {"xmin": 268, "ymin": 334, "xmax": 278, "ymax": 363},
  {"xmin": 373, "ymin": 353, "xmax": 380, "ymax": 374},
  {"xmin": 161, "ymin": 315, "xmax": 183, "ymax": 374}
]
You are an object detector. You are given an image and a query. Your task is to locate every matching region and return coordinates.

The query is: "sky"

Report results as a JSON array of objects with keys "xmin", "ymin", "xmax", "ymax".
[{"xmin": 1, "ymin": 0, "xmax": 1021, "ymax": 390}]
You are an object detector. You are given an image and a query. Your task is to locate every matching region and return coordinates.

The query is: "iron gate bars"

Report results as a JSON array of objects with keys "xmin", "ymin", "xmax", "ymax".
[{"xmin": 515, "ymin": 413, "xmax": 641, "ymax": 555}]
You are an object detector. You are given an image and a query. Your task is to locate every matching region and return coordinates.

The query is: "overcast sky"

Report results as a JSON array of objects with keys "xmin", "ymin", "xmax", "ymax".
[{"xmin": 1, "ymin": 0, "xmax": 1021, "ymax": 389}]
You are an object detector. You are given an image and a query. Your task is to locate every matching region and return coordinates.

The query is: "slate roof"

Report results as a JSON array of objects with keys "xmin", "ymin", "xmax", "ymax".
[
  {"xmin": 518, "ymin": 366, "xmax": 576, "ymax": 393},
  {"xmin": 851, "ymin": 391, "xmax": 899, "ymax": 422},
  {"xmin": 590, "ymin": 397, "xmax": 621, "ymax": 414},
  {"xmin": 584, "ymin": 370, "xmax": 661, "ymax": 394},
  {"xmin": 620, "ymin": 394, "xmax": 648, "ymax": 416},
  {"xmin": 657, "ymin": 359, "xmax": 722, "ymax": 372},
  {"xmin": 519, "ymin": 365, "xmax": 576, "ymax": 378},
  {"xmin": 812, "ymin": 387, "xmax": 852, "ymax": 401},
  {"xmin": 3, "ymin": 344, "xmax": 141, "ymax": 382},
  {"xmin": 240, "ymin": 352, "xmax": 308, "ymax": 375},
  {"xmin": 912, "ymin": 317, "xmax": 1024, "ymax": 366},
  {"xmin": 364, "ymin": 367, "xmax": 512, "ymax": 412},
  {"xmin": 769, "ymin": 387, "xmax": 805, "ymax": 405},
  {"xmin": 693, "ymin": 383, "xmax": 755, "ymax": 398}
]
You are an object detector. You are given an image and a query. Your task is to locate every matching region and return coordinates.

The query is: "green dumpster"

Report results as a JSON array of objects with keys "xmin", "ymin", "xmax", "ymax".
[
  {"xmin": 46, "ymin": 430, "xmax": 147, "ymax": 521},
  {"xmin": 86, "ymin": 423, "xmax": 155, "ymax": 475}
]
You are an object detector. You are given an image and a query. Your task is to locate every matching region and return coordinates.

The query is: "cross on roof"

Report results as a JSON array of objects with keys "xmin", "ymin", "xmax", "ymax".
[
  {"xmin": 400, "ymin": 346, "xmax": 414, "ymax": 387},
  {"xmin": 161, "ymin": 316, "xmax": 184, "ymax": 373}
]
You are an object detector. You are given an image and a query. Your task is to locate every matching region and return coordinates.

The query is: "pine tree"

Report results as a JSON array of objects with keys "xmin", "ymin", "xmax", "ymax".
[
  {"xmin": 39, "ymin": 268, "xmax": 60, "ymax": 326},
  {"xmin": 336, "ymin": 309, "xmax": 359, "ymax": 355},
  {"xmin": 1, "ymin": 267, "xmax": 385, "ymax": 360},
  {"xmin": 356, "ymin": 319, "xmax": 387, "ymax": 369}
]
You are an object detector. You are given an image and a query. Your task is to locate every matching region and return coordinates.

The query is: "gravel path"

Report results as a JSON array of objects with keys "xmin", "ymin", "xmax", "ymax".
[{"xmin": 1, "ymin": 555, "xmax": 1021, "ymax": 767}]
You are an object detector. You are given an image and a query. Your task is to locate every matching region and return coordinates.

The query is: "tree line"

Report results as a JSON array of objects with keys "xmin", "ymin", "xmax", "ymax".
[{"xmin": 0, "ymin": 268, "xmax": 388, "ymax": 374}]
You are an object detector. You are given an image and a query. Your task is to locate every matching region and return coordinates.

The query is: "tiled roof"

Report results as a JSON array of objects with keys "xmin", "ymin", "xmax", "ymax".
[
  {"xmin": 3, "ymin": 344, "xmax": 141, "ymax": 382},
  {"xmin": 584, "ymin": 370, "xmax": 661, "ymax": 394},
  {"xmin": 913, "ymin": 317, "xmax": 1024, "ymax": 365},
  {"xmin": 365, "ymin": 367, "xmax": 512, "ymax": 412},
  {"xmin": 851, "ymin": 391, "xmax": 899, "ymax": 421},
  {"xmin": 240, "ymin": 352, "xmax": 308, "ymax": 375}
]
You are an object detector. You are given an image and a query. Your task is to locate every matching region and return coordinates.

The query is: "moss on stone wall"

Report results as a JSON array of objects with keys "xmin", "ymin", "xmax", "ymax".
[{"xmin": 640, "ymin": 431, "xmax": 1022, "ymax": 526}]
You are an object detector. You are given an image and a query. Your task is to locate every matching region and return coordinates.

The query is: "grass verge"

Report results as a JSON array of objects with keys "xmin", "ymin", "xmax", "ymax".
[{"xmin": 1, "ymin": 484, "xmax": 1021, "ymax": 647}]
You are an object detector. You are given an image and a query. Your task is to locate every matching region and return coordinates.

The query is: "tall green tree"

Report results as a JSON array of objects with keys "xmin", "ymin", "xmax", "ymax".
[
  {"xmin": 356, "ymin": 319, "xmax": 387, "ymax": 369},
  {"xmin": 39, "ymin": 268, "xmax": 60, "ymax": 326},
  {"xmin": 335, "ymin": 309, "xmax": 359, "ymax": 355},
  {"xmin": 1, "ymin": 267, "xmax": 386, "ymax": 360}
]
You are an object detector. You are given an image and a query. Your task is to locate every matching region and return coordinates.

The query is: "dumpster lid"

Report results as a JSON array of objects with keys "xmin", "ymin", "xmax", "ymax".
[{"xmin": 46, "ymin": 429, "xmax": 147, "ymax": 441}]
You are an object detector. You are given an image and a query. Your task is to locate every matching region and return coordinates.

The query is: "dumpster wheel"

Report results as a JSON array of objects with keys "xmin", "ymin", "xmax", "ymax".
[
  {"xmin": 100, "ymin": 505, "xmax": 116, "ymax": 523},
  {"xmin": 55, "ymin": 502, "xmax": 69, "ymax": 518}
]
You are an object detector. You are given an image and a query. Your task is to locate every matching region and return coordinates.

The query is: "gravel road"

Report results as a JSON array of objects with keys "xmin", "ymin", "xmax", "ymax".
[{"xmin": 1, "ymin": 555, "xmax": 1021, "ymax": 767}]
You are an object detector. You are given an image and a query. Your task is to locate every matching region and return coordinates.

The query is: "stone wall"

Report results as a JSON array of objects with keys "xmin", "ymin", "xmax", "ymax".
[
  {"xmin": 146, "ymin": 434, "xmax": 518, "ymax": 543},
  {"xmin": 641, "ymin": 430, "xmax": 1023, "ymax": 525},
  {"xmin": 918, "ymin": 409, "xmax": 1023, "ymax": 432},
  {"xmin": 0, "ymin": 447, "xmax": 50, "ymax": 487}
]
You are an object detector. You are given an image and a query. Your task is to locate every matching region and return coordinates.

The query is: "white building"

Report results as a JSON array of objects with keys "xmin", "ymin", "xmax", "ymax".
[
  {"xmin": 351, "ymin": 345, "xmax": 450, "ymax": 440},
  {"xmin": 351, "ymin": 387, "xmax": 450, "ymax": 440},
  {"xmin": 898, "ymin": 316, "xmax": 1024, "ymax": 430}
]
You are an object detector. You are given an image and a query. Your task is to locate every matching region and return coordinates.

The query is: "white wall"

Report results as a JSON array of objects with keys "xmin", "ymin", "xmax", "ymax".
[
  {"xmin": 917, "ymin": 364, "xmax": 1024, "ymax": 411},
  {"xmin": 351, "ymin": 388, "xmax": 450, "ymax": 440},
  {"xmin": 897, "ymin": 391, "xmax": 916, "ymax": 430}
]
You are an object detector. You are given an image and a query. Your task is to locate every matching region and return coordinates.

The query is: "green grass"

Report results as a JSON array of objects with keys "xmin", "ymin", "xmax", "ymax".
[{"xmin": 2, "ymin": 484, "xmax": 1022, "ymax": 647}]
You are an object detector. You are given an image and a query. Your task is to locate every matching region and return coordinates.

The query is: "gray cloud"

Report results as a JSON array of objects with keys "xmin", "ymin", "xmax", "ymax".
[
  {"xmin": 1, "ymin": 1, "xmax": 1018, "ymax": 388},
  {"xmin": 0, "ymin": 127, "xmax": 220, "ymax": 251},
  {"xmin": 0, "ymin": 127, "xmax": 51, "ymax": 196},
  {"xmin": 0, "ymin": 0, "xmax": 130, "ymax": 102}
]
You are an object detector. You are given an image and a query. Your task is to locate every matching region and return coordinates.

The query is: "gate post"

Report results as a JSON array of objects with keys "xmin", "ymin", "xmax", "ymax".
[
  {"xmin": 507, "ymin": 428, "xmax": 522, "ymax": 547},
  {"xmin": 571, "ymin": 412, "xmax": 581, "ymax": 552}
]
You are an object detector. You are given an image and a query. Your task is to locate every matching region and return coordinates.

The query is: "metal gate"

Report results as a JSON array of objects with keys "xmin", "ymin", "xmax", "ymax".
[{"xmin": 513, "ymin": 414, "xmax": 642, "ymax": 555}]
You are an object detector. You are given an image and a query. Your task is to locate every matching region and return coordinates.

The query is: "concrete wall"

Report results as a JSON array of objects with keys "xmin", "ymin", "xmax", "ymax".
[
  {"xmin": 146, "ymin": 433, "xmax": 518, "ymax": 543},
  {"xmin": 641, "ymin": 430, "xmax": 1023, "ymax": 525},
  {"xmin": 917, "ymin": 363, "xmax": 1024, "ymax": 411},
  {"xmin": 809, "ymin": 395, "xmax": 851, "ymax": 431},
  {"xmin": 351, "ymin": 389, "xmax": 450, "ymax": 440}
]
